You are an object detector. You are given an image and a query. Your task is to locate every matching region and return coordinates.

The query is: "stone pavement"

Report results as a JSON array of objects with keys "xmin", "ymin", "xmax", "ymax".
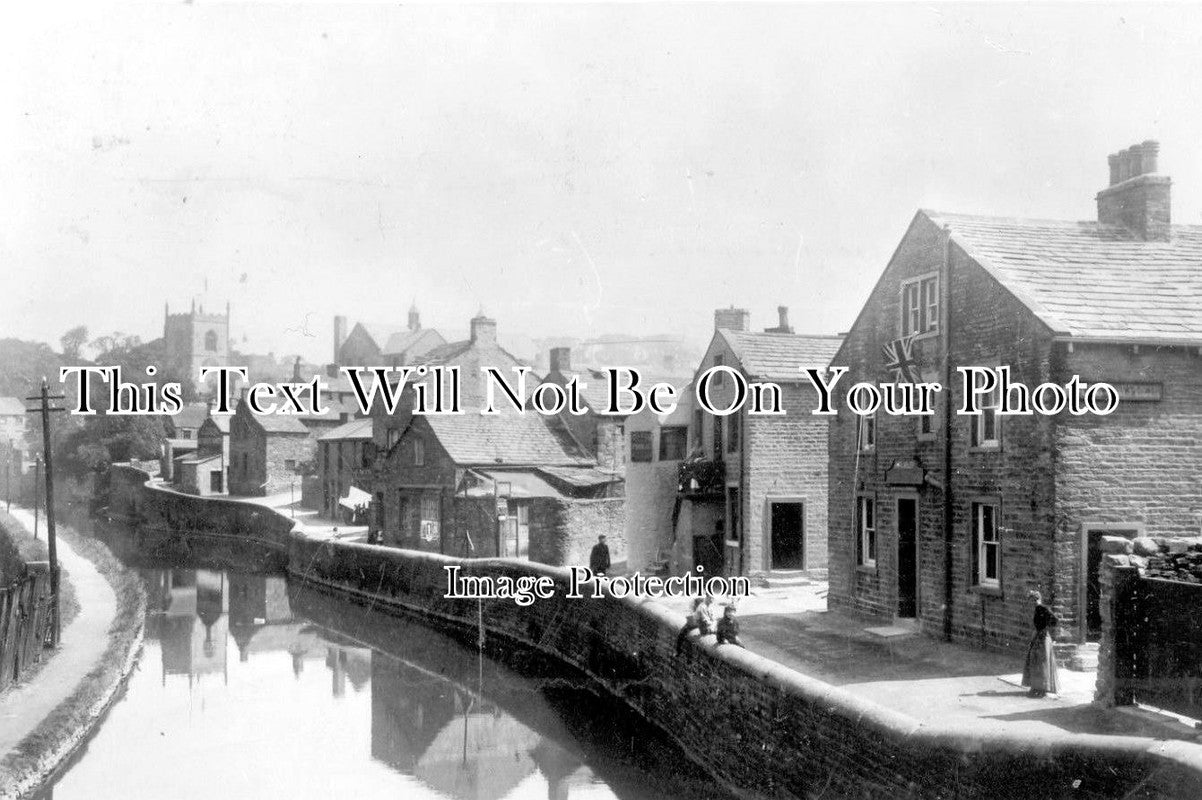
[
  {"xmin": 654, "ymin": 576, "xmax": 1202, "ymax": 743},
  {"xmin": 0, "ymin": 508, "xmax": 117, "ymax": 756},
  {"xmin": 230, "ymin": 492, "xmax": 369, "ymax": 542}
]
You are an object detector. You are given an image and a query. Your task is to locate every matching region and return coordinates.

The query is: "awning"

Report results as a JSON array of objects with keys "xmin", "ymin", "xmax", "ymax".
[
  {"xmin": 338, "ymin": 486, "xmax": 372, "ymax": 510},
  {"xmin": 460, "ymin": 469, "xmax": 566, "ymax": 499}
]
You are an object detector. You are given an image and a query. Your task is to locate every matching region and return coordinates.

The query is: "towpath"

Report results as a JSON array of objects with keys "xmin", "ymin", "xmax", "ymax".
[
  {"xmin": 0, "ymin": 508, "xmax": 117, "ymax": 756},
  {"xmin": 659, "ymin": 579, "xmax": 1202, "ymax": 743}
]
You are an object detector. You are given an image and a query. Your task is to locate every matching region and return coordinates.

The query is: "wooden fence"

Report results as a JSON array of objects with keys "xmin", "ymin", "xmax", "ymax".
[{"xmin": 0, "ymin": 561, "xmax": 55, "ymax": 691}]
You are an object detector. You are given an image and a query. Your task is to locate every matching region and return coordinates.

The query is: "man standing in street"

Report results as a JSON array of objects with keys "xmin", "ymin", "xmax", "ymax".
[{"xmin": 589, "ymin": 534, "xmax": 612, "ymax": 576}]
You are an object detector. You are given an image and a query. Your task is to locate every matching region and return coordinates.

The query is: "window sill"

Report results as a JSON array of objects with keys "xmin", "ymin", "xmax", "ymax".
[
  {"xmin": 901, "ymin": 330, "xmax": 940, "ymax": 343},
  {"xmin": 968, "ymin": 444, "xmax": 1001, "ymax": 454},
  {"xmin": 856, "ymin": 564, "xmax": 877, "ymax": 574},
  {"xmin": 970, "ymin": 584, "xmax": 1003, "ymax": 598}
]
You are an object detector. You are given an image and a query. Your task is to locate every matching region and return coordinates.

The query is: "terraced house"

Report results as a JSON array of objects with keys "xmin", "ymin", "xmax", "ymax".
[
  {"xmin": 368, "ymin": 314, "xmax": 624, "ymax": 565},
  {"xmin": 828, "ymin": 141, "xmax": 1202, "ymax": 655},
  {"xmin": 675, "ymin": 307, "xmax": 842, "ymax": 578}
]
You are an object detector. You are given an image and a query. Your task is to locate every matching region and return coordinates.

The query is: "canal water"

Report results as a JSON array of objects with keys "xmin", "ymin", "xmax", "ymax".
[{"xmin": 36, "ymin": 528, "xmax": 736, "ymax": 800}]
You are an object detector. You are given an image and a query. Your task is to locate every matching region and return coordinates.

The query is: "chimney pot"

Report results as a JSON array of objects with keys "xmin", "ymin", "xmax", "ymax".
[
  {"xmin": 1141, "ymin": 139, "xmax": 1160, "ymax": 174},
  {"xmin": 1097, "ymin": 140, "xmax": 1171, "ymax": 241}
]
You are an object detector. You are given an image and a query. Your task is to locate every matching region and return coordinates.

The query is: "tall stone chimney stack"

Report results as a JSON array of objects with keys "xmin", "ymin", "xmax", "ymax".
[
  {"xmin": 549, "ymin": 347, "xmax": 572, "ymax": 374},
  {"xmin": 1097, "ymin": 140, "xmax": 1171, "ymax": 241},
  {"xmin": 333, "ymin": 316, "xmax": 348, "ymax": 362},
  {"xmin": 470, "ymin": 313, "xmax": 497, "ymax": 344}
]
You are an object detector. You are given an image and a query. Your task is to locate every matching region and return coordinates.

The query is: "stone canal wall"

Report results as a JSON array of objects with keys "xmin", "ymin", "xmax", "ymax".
[{"xmin": 109, "ymin": 464, "xmax": 1202, "ymax": 799}]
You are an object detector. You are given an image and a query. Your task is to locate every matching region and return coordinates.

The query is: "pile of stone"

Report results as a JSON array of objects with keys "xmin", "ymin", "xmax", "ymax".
[{"xmin": 1101, "ymin": 534, "xmax": 1202, "ymax": 582}]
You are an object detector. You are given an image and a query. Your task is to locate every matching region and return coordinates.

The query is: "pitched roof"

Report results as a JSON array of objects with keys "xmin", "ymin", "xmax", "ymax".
[
  {"xmin": 171, "ymin": 402, "xmax": 210, "ymax": 431},
  {"xmin": 317, "ymin": 417, "xmax": 373, "ymax": 442},
  {"xmin": 201, "ymin": 415, "xmax": 230, "ymax": 434},
  {"xmin": 0, "ymin": 397, "xmax": 25, "ymax": 416},
  {"xmin": 924, "ymin": 210, "xmax": 1202, "ymax": 344},
  {"xmin": 422, "ymin": 411, "xmax": 593, "ymax": 467},
  {"xmin": 252, "ymin": 414, "xmax": 310, "ymax": 434},
  {"xmin": 718, "ymin": 331, "xmax": 845, "ymax": 381}
]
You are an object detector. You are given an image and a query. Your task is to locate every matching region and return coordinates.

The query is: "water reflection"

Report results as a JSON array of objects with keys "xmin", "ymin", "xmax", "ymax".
[{"xmin": 44, "ymin": 564, "xmax": 719, "ymax": 800}]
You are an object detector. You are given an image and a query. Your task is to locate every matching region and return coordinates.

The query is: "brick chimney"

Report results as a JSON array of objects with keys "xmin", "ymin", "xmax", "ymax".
[
  {"xmin": 714, "ymin": 306, "xmax": 750, "ymax": 332},
  {"xmin": 764, "ymin": 305, "xmax": 793, "ymax": 334},
  {"xmin": 1097, "ymin": 140, "xmax": 1171, "ymax": 241},
  {"xmin": 470, "ymin": 313, "xmax": 497, "ymax": 344},
  {"xmin": 549, "ymin": 346, "xmax": 572, "ymax": 374},
  {"xmin": 333, "ymin": 315, "xmax": 348, "ymax": 362}
]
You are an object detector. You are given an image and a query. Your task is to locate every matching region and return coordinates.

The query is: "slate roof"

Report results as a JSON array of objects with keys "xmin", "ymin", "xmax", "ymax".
[
  {"xmin": 422, "ymin": 411, "xmax": 593, "ymax": 467},
  {"xmin": 358, "ymin": 324, "xmax": 445, "ymax": 359},
  {"xmin": 251, "ymin": 414, "xmax": 310, "ymax": 435},
  {"xmin": 171, "ymin": 402, "xmax": 210, "ymax": 432},
  {"xmin": 924, "ymin": 210, "xmax": 1202, "ymax": 344},
  {"xmin": 0, "ymin": 397, "xmax": 25, "ymax": 416},
  {"xmin": 537, "ymin": 465, "xmax": 623, "ymax": 487},
  {"xmin": 719, "ymin": 331, "xmax": 845, "ymax": 381},
  {"xmin": 317, "ymin": 417, "xmax": 373, "ymax": 442}
]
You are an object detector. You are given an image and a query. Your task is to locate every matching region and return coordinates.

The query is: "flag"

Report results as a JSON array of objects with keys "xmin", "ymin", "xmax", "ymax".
[{"xmin": 882, "ymin": 334, "xmax": 920, "ymax": 383}]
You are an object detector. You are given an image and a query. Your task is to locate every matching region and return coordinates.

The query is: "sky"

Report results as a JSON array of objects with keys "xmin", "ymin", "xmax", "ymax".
[{"xmin": 2, "ymin": 2, "xmax": 1201, "ymax": 364}]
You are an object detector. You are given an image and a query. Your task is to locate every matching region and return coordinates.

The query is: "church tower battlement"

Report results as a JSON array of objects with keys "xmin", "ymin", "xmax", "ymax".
[{"xmin": 163, "ymin": 299, "xmax": 231, "ymax": 394}]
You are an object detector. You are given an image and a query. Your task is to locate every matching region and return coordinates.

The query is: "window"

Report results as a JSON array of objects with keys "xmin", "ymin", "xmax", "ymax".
[
  {"xmin": 284, "ymin": 459, "xmax": 296, "ymax": 472},
  {"xmin": 419, "ymin": 494, "xmax": 440, "ymax": 543},
  {"xmin": 857, "ymin": 496, "xmax": 876, "ymax": 567},
  {"xmin": 900, "ymin": 274, "xmax": 939, "ymax": 336},
  {"xmin": 712, "ymin": 415, "xmax": 723, "ymax": 458},
  {"xmin": 973, "ymin": 501, "xmax": 1001, "ymax": 588},
  {"xmin": 856, "ymin": 413, "xmax": 876, "ymax": 451},
  {"xmin": 413, "ymin": 438, "xmax": 425, "ymax": 466},
  {"xmin": 181, "ymin": 431, "xmax": 193, "ymax": 440},
  {"xmin": 713, "ymin": 353, "xmax": 725, "ymax": 387},
  {"xmin": 726, "ymin": 413, "xmax": 739, "ymax": 454},
  {"xmin": 386, "ymin": 428, "xmax": 400, "ymax": 451},
  {"xmin": 361, "ymin": 442, "xmax": 376, "ymax": 468},
  {"xmin": 204, "ymin": 330, "xmax": 218, "ymax": 351},
  {"xmin": 727, "ymin": 488, "xmax": 740, "ymax": 543},
  {"xmin": 659, "ymin": 426, "xmax": 687, "ymax": 460},
  {"xmin": 209, "ymin": 471, "xmax": 223, "ymax": 493},
  {"xmin": 693, "ymin": 409, "xmax": 704, "ymax": 450},
  {"xmin": 630, "ymin": 430, "xmax": 653, "ymax": 462},
  {"xmin": 241, "ymin": 452, "xmax": 248, "ymax": 475},
  {"xmin": 972, "ymin": 382, "xmax": 1001, "ymax": 448}
]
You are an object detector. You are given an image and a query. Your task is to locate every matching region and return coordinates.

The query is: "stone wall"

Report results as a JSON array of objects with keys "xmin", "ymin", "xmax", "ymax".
[
  {"xmin": 1097, "ymin": 534, "xmax": 1202, "ymax": 718},
  {"xmin": 110, "ymin": 465, "xmax": 1202, "ymax": 798}
]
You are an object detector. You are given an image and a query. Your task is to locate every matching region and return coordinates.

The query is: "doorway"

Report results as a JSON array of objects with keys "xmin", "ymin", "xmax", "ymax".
[
  {"xmin": 770, "ymin": 502, "xmax": 805, "ymax": 570},
  {"xmin": 896, "ymin": 497, "xmax": 918, "ymax": 618},
  {"xmin": 1084, "ymin": 526, "xmax": 1140, "ymax": 641}
]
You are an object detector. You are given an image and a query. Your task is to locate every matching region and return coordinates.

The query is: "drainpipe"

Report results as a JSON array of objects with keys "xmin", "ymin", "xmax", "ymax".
[
  {"xmin": 739, "ymin": 408, "xmax": 747, "ymax": 576},
  {"xmin": 941, "ymin": 226, "xmax": 955, "ymax": 642}
]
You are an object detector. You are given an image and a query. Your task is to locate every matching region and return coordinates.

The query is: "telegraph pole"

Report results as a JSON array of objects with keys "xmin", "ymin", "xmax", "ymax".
[
  {"xmin": 26, "ymin": 379, "xmax": 66, "ymax": 646},
  {"xmin": 33, "ymin": 457, "xmax": 41, "ymax": 539}
]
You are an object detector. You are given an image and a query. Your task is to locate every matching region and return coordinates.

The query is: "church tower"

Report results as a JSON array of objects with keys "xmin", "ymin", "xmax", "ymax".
[{"xmin": 163, "ymin": 300, "xmax": 231, "ymax": 395}]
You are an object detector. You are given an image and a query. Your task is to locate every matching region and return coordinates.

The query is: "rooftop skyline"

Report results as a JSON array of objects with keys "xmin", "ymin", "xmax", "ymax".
[{"xmin": 4, "ymin": 2, "xmax": 1202, "ymax": 362}]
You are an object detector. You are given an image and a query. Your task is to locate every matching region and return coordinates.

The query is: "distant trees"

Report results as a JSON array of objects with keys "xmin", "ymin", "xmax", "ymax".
[{"xmin": 59, "ymin": 326, "xmax": 89, "ymax": 360}]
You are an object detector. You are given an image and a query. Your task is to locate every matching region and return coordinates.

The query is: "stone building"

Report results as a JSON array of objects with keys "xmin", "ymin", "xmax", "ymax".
[
  {"xmin": 228, "ymin": 401, "xmax": 316, "ymax": 496},
  {"xmin": 317, "ymin": 417, "xmax": 374, "ymax": 521},
  {"xmin": 333, "ymin": 305, "xmax": 446, "ymax": 367},
  {"xmin": 173, "ymin": 414, "xmax": 229, "ymax": 496},
  {"xmin": 676, "ymin": 307, "xmax": 842, "ymax": 577},
  {"xmin": 827, "ymin": 140, "xmax": 1202, "ymax": 652},
  {"xmin": 622, "ymin": 378, "xmax": 693, "ymax": 574},
  {"xmin": 163, "ymin": 301, "xmax": 230, "ymax": 394},
  {"xmin": 368, "ymin": 314, "xmax": 624, "ymax": 564}
]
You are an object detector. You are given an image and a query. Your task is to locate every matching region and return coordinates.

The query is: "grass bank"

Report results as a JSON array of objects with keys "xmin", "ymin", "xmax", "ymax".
[{"xmin": 0, "ymin": 511, "xmax": 146, "ymax": 800}]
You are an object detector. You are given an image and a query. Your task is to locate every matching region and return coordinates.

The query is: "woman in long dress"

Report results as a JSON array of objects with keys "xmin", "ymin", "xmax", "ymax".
[{"xmin": 1021, "ymin": 589, "xmax": 1060, "ymax": 697}]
